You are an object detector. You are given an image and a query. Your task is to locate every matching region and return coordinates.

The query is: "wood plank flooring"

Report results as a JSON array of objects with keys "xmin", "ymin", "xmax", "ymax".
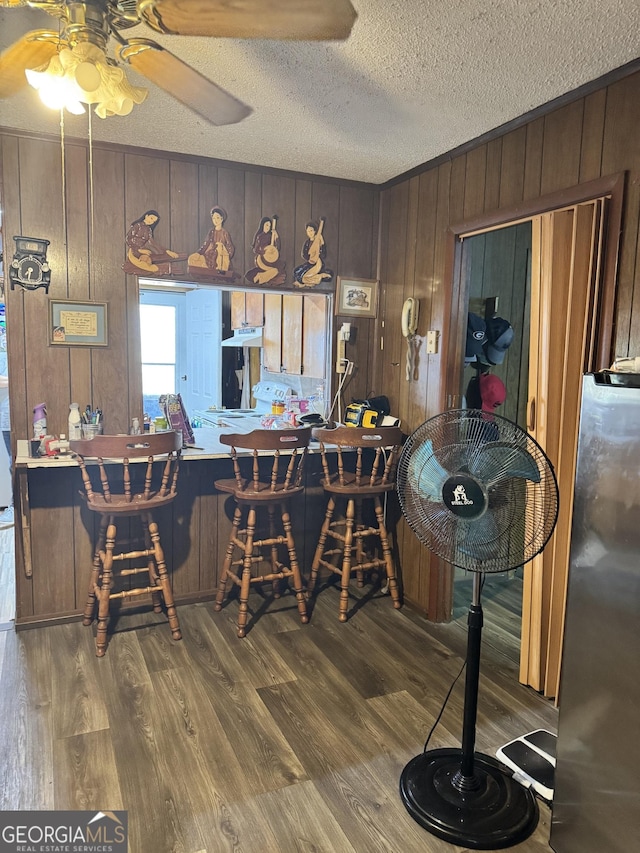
[{"xmin": 0, "ymin": 573, "xmax": 558, "ymax": 853}]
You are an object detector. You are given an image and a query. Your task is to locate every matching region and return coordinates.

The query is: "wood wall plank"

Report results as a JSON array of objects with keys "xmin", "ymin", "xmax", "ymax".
[
  {"xmin": 20, "ymin": 138, "xmax": 69, "ymax": 440},
  {"xmin": 169, "ymin": 159, "xmax": 200, "ymax": 258},
  {"xmin": 540, "ymin": 101, "xmax": 584, "ymax": 195},
  {"xmin": 523, "ymin": 117, "xmax": 544, "ymax": 200},
  {"xmin": 499, "ymin": 126, "xmax": 526, "ymax": 208},
  {"xmin": 579, "ymin": 89, "xmax": 606, "ymax": 182},
  {"xmin": 463, "ymin": 146, "xmax": 487, "ymax": 220}
]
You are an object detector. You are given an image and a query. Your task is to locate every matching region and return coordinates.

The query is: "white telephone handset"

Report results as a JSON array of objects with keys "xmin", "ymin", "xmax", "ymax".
[
  {"xmin": 402, "ymin": 297, "xmax": 419, "ymax": 337},
  {"xmin": 402, "ymin": 298, "xmax": 420, "ymax": 380}
]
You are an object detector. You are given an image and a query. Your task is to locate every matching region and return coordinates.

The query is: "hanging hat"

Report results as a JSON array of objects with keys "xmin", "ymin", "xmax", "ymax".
[
  {"xmin": 465, "ymin": 313, "xmax": 487, "ymax": 364},
  {"xmin": 479, "ymin": 373, "xmax": 506, "ymax": 412},
  {"xmin": 484, "ymin": 316, "xmax": 514, "ymax": 365}
]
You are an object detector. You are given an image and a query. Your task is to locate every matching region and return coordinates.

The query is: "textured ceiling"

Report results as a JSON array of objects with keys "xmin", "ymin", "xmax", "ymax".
[{"xmin": 1, "ymin": 1, "xmax": 639, "ymax": 184}]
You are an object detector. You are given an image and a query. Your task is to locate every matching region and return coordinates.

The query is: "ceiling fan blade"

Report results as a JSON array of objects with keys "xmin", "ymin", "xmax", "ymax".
[
  {"xmin": 0, "ymin": 30, "xmax": 60, "ymax": 98},
  {"xmin": 118, "ymin": 39, "xmax": 252, "ymax": 125},
  {"xmin": 137, "ymin": 0, "xmax": 357, "ymax": 40}
]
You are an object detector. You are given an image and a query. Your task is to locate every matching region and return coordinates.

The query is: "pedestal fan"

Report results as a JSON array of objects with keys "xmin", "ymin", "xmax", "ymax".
[{"xmin": 396, "ymin": 409, "xmax": 559, "ymax": 850}]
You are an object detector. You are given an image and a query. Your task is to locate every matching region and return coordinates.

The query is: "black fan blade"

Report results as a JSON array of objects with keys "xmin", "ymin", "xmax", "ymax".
[
  {"xmin": 468, "ymin": 442, "xmax": 541, "ymax": 484},
  {"xmin": 0, "ymin": 30, "xmax": 60, "ymax": 98},
  {"xmin": 137, "ymin": 0, "xmax": 357, "ymax": 40},
  {"xmin": 118, "ymin": 39, "xmax": 252, "ymax": 125}
]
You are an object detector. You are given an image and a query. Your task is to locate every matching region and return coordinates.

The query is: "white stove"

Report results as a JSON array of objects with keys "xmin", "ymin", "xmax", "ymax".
[{"xmin": 194, "ymin": 381, "xmax": 291, "ymax": 427}]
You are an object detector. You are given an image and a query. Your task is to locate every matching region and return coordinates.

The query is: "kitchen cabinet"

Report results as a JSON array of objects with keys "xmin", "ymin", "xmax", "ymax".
[
  {"xmin": 263, "ymin": 292, "xmax": 327, "ymax": 377},
  {"xmin": 230, "ymin": 291, "xmax": 264, "ymax": 329}
]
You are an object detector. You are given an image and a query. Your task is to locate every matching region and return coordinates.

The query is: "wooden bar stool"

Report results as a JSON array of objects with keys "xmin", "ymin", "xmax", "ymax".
[
  {"xmin": 308, "ymin": 425, "xmax": 404, "ymax": 622},
  {"xmin": 70, "ymin": 432, "xmax": 182, "ymax": 657},
  {"xmin": 214, "ymin": 427, "xmax": 311, "ymax": 637}
]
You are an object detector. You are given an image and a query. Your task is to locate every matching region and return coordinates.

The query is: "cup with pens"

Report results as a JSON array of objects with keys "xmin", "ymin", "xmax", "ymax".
[{"xmin": 81, "ymin": 406, "xmax": 103, "ymax": 439}]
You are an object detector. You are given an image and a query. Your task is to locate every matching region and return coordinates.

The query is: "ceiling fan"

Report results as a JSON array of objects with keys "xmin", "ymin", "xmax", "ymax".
[{"xmin": 0, "ymin": 0, "xmax": 358, "ymax": 123}]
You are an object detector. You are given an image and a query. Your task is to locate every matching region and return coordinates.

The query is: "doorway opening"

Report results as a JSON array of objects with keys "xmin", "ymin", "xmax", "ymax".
[
  {"xmin": 454, "ymin": 220, "xmax": 532, "ymax": 664},
  {"xmin": 139, "ymin": 286, "xmax": 223, "ymax": 421},
  {"xmin": 443, "ymin": 173, "xmax": 624, "ymax": 697}
]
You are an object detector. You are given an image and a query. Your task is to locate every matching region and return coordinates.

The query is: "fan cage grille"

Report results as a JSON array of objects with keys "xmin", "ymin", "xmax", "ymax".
[{"xmin": 397, "ymin": 410, "xmax": 559, "ymax": 573}]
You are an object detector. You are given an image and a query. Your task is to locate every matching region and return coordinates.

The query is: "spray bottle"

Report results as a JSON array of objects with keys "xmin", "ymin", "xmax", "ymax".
[{"xmin": 33, "ymin": 402, "xmax": 47, "ymax": 440}]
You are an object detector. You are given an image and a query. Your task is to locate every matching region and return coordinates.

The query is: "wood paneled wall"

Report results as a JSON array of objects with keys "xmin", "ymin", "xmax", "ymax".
[
  {"xmin": 374, "ymin": 70, "xmax": 640, "ymax": 619},
  {"xmin": 0, "ymin": 133, "xmax": 380, "ymax": 446}
]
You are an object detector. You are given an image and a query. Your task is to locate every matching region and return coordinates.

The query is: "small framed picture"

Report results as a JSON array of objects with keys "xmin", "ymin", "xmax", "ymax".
[
  {"xmin": 335, "ymin": 277, "xmax": 379, "ymax": 318},
  {"xmin": 49, "ymin": 300, "xmax": 108, "ymax": 346}
]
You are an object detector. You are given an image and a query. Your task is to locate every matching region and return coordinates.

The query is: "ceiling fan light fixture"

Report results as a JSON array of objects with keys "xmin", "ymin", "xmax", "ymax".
[{"xmin": 25, "ymin": 41, "xmax": 148, "ymax": 118}]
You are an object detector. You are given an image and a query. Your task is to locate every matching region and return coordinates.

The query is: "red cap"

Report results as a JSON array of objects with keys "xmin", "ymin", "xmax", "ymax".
[{"xmin": 479, "ymin": 374, "xmax": 506, "ymax": 412}]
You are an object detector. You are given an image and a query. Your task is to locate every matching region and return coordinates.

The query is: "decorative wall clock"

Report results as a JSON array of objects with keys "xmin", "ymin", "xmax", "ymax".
[{"xmin": 10, "ymin": 236, "xmax": 51, "ymax": 292}]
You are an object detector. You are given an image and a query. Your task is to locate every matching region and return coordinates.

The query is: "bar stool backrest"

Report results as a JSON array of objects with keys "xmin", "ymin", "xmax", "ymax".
[
  {"xmin": 312, "ymin": 425, "xmax": 404, "ymax": 493},
  {"xmin": 219, "ymin": 427, "xmax": 311, "ymax": 495},
  {"xmin": 69, "ymin": 431, "xmax": 181, "ymax": 508}
]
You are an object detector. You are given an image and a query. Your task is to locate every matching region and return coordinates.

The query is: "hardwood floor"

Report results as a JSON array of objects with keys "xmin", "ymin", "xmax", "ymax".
[{"xmin": 0, "ymin": 571, "xmax": 557, "ymax": 853}]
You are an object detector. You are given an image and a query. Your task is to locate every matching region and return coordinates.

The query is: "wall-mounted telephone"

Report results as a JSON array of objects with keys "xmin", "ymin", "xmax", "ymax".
[
  {"xmin": 402, "ymin": 298, "xmax": 420, "ymax": 381},
  {"xmin": 402, "ymin": 297, "xmax": 419, "ymax": 337}
]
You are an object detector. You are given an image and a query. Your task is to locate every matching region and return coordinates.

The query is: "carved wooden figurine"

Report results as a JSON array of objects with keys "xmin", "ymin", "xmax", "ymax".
[
  {"xmin": 188, "ymin": 205, "xmax": 239, "ymax": 281},
  {"xmin": 245, "ymin": 215, "xmax": 287, "ymax": 286},
  {"xmin": 122, "ymin": 209, "xmax": 187, "ymax": 276},
  {"xmin": 293, "ymin": 218, "xmax": 333, "ymax": 288}
]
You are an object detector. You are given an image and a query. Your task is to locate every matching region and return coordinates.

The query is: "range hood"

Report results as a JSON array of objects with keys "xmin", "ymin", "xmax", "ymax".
[{"xmin": 221, "ymin": 327, "xmax": 263, "ymax": 347}]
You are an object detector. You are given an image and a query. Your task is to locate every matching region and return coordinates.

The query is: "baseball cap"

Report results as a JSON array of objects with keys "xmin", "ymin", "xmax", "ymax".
[
  {"xmin": 479, "ymin": 373, "xmax": 506, "ymax": 412},
  {"xmin": 484, "ymin": 316, "xmax": 514, "ymax": 365},
  {"xmin": 465, "ymin": 313, "xmax": 487, "ymax": 364}
]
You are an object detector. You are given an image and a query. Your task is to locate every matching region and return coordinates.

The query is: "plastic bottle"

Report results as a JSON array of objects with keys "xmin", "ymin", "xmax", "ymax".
[
  {"xmin": 68, "ymin": 403, "xmax": 82, "ymax": 440},
  {"xmin": 131, "ymin": 417, "xmax": 141, "ymax": 435},
  {"xmin": 33, "ymin": 402, "xmax": 47, "ymax": 440}
]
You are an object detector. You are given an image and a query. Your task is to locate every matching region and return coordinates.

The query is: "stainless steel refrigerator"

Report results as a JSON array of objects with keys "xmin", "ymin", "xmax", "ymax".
[{"xmin": 550, "ymin": 371, "xmax": 640, "ymax": 853}]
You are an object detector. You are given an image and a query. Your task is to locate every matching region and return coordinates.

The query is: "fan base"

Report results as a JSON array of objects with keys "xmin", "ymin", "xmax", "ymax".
[{"xmin": 400, "ymin": 748, "xmax": 539, "ymax": 850}]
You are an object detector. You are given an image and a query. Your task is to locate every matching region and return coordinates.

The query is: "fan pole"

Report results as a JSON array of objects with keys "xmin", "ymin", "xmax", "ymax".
[{"xmin": 458, "ymin": 573, "xmax": 483, "ymax": 782}]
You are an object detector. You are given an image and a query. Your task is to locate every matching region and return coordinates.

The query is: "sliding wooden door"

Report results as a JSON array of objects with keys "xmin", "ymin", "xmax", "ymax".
[{"xmin": 520, "ymin": 199, "xmax": 606, "ymax": 697}]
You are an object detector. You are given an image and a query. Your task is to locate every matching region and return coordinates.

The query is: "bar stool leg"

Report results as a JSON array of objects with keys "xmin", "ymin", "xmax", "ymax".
[
  {"xmin": 281, "ymin": 500, "xmax": 308, "ymax": 624},
  {"xmin": 237, "ymin": 505, "xmax": 256, "ymax": 637},
  {"xmin": 95, "ymin": 519, "xmax": 116, "ymax": 657},
  {"xmin": 355, "ymin": 498, "xmax": 366, "ymax": 588},
  {"xmin": 215, "ymin": 503, "xmax": 242, "ymax": 611},
  {"xmin": 83, "ymin": 514, "xmax": 108, "ymax": 626},
  {"xmin": 308, "ymin": 495, "xmax": 336, "ymax": 595},
  {"xmin": 339, "ymin": 498, "xmax": 356, "ymax": 622},
  {"xmin": 142, "ymin": 516, "xmax": 163, "ymax": 614},
  {"xmin": 374, "ymin": 496, "xmax": 401, "ymax": 609},
  {"xmin": 146, "ymin": 514, "xmax": 182, "ymax": 641},
  {"xmin": 268, "ymin": 504, "xmax": 281, "ymax": 599}
]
